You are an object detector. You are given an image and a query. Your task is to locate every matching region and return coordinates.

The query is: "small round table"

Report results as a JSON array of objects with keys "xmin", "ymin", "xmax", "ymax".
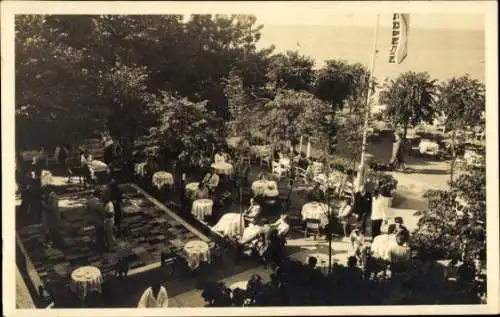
[
  {"xmin": 152, "ymin": 171, "xmax": 174, "ymax": 189},
  {"xmin": 301, "ymin": 202, "xmax": 329, "ymax": 228},
  {"xmin": 70, "ymin": 266, "xmax": 103, "ymax": 300},
  {"xmin": 251, "ymin": 180, "xmax": 279, "ymax": 197},
  {"xmin": 230, "ymin": 280, "xmax": 248, "ymax": 290},
  {"xmin": 212, "ymin": 213, "xmax": 244, "ymax": 237},
  {"xmin": 192, "ymin": 199, "xmax": 214, "ymax": 221},
  {"xmin": 41, "ymin": 170, "xmax": 54, "ymax": 187},
  {"xmin": 211, "ymin": 162, "xmax": 233, "ymax": 175},
  {"xmin": 183, "ymin": 240, "xmax": 211, "ymax": 270}
]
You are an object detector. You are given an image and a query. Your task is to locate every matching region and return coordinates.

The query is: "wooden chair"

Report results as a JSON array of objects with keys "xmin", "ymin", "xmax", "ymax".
[
  {"xmin": 240, "ymin": 154, "xmax": 251, "ymax": 165},
  {"xmin": 304, "ymin": 218, "xmax": 321, "ymax": 240}
]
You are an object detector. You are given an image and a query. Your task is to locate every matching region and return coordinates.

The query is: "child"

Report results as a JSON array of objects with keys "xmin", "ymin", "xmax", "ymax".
[
  {"xmin": 349, "ymin": 224, "xmax": 365, "ymax": 260},
  {"xmin": 104, "ymin": 211, "xmax": 117, "ymax": 250}
]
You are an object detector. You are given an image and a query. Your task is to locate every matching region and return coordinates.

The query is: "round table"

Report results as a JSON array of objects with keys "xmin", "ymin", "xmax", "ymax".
[
  {"xmin": 41, "ymin": 170, "xmax": 53, "ymax": 187},
  {"xmin": 419, "ymin": 139, "xmax": 439, "ymax": 156},
  {"xmin": 70, "ymin": 266, "xmax": 103, "ymax": 300},
  {"xmin": 301, "ymin": 202, "xmax": 329, "ymax": 228},
  {"xmin": 307, "ymin": 253, "xmax": 338, "ymax": 276},
  {"xmin": 152, "ymin": 171, "xmax": 174, "ymax": 189},
  {"xmin": 192, "ymin": 199, "xmax": 214, "ymax": 221},
  {"xmin": 183, "ymin": 240, "xmax": 211, "ymax": 270},
  {"xmin": 211, "ymin": 162, "xmax": 233, "ymax": 175},
  {"xmin": 230, "ymin": 280, "xmax": 248, "ymax": 290},
  {"xmin": 251, "ymin": 180, "xmax": 279, "ymax": 197},
  {"xmin": 212, "ymin": 213, "xmax": 244, "ymax": 237}
]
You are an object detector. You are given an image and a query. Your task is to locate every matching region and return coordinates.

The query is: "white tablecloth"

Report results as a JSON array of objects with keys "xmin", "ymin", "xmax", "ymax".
[
  {"xmin": 192, "ymin": 199, "xmax": 213, "ymax": 221},
  {"xmin": 307, "ymin": 253, "xmax": 338, "ymax": 275},
  {"xmin": 70, "ymin": 266, "xmax": 103, "ymax": 300},
  {"xmin": 308, "ymin": 162, "xmax": 324, "ymax": 176},
  {"xmin": 88, "ymin": 160, "xmax": 108, "ymax": 172},
  {"xmin": 301, "ymin": 202, "xmax": 329, "ymax": 228},
  {"xmin": 183, "ymin": 240, "xmax": 210, "ymax": 270},
  {"xmin": 230, "ymin": 280, "xmax": 248, "ymax": 290},
  {"xmin": 212, "ymin": 213, "xmax": 244, "ymax": 237},
  {"xmin": 464, "ymin": 150, "xmax": 484, "ymax": 167},
  {"xmin": 41, "ymin": 170, "xmax": 53, "ymax": 187},
  {"xmin": 134, "ymin": 162, "xmax": 148, "ymax": 177},
  {"xmin": 211, "ymin": 162, "xmax": 233, "ymax": 175},
  {"xmin": 152, "ymin": 171, "xmax": 174, "ymax": 189},
  {"xmin": 251, "ymin": 180, "xmax": 279, "ymax": 197},
  {"xmin": 419, "ymin": 140, "xmax": 439, "ymax": 155}
]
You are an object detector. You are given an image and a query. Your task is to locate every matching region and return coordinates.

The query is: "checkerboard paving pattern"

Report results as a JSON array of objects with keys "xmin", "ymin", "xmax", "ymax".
[{"xmin": 17, "ymin": 183, "xmax": 209, "ymax": 298}]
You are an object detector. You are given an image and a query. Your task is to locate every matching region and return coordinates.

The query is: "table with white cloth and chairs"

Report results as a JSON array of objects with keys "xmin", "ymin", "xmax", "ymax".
[
  {"xmin": 419, "ymin": 139, "xmax": 439, "ymax": 156},
  {"xmin": 70, "ymin": 266, "xmax": 103, "ymax": 300},
  {"xmin": 212, "ymin": 213, "xmax": 244, "ymax": 237},
  {"xmin": 301, "ymin": 202, "xmax": 329, "ymax": 228},
  {"xmin": 306, "ymin": 253, "xmax": 339, "ymax": 276},
  {"xmin": 182, "ymin": 240, "xmax": 211, "ymax": 270},
  {"xmin": 211, "ymin": 162, "xmax": 233, "ymax": 175},
  {"xmin": 191, "ymin": 199, "xmax": 214, "ymax": 221},
  {"xmin": 152, "ymin": 171, "xmax": 174, "ymax": 190},
  {"xmin": 251, "ymin": 179, "xmax": 279, "ymax": 198}
]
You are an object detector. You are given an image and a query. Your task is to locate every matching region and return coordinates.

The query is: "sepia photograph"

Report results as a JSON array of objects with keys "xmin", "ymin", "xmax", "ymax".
[{"xmin": 2, "ymin": 1, "xmax": 498, "ymax": 316}]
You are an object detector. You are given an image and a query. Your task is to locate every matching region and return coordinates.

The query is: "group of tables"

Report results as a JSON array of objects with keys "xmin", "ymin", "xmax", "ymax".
[{"xmin": 69, "ymin": 239, "xmax": 212, "ymax": 301}]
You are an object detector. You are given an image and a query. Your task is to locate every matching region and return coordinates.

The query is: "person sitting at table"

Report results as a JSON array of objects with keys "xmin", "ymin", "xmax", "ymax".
[
  {"xmin": 239, "ymin": 221, "xmax": 263, "ymax": 245},
  {"xmin": 270, "ymin": 214, "xmax": 290, "ymax": 238},
  {"xmin": 137, "ymin": 281, "xmax": 169, "ymax": 308},
  {"xmin": 191, "ymin": 182, "xmax": 210, "ymax": 200},
  {"xmin": 297, "ymin": 152, "xmax": 310, "ymax": 170},
  {"xmin": 214, "ymin": 150, "xmax": 225, "ymax": 164},
  {"xmin": 79, "ymin": 150, "xmax": 89, "ymax": 167},
  {"xmin": 244, "ymin": 198, "xmax": 262, "ymax": 224},
  {"xmin": 307, "ymin": 181, "xmax": 325, "ymax": 202},
  {"xmin": 203, "ymin": 167, "xmax": 220, "ymax": 193}
]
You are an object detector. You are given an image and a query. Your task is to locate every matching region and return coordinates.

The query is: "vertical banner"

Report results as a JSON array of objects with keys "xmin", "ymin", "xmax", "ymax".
[{"xmin": 389, "ymin": 13, "xmax": 410, "ymax": 64}]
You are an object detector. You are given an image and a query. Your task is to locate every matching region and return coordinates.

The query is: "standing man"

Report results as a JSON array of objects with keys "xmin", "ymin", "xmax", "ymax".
[
  {"xmin": 352, "ymin": 187, "xmax": 371, "ymax": 236},
  {"xmin": 108, "ymin": 178, "xmax": 123, "ymax": 235}
]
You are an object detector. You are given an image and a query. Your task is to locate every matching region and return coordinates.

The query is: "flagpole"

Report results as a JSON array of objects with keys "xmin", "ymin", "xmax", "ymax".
[{"xmin": 356, "ymin": 14, "xmax": 380, "ymax": 191}]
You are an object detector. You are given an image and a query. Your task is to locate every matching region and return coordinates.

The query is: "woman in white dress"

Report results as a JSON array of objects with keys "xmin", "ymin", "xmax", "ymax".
[{"xmin": 137, "ymin": 282, "xmax": 169, "ymax": 308}]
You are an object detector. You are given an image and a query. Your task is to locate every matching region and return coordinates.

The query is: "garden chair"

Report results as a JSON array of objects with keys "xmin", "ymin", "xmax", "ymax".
[{"xmin": 304, "ymin": 218, "xmax": 321, "ymax": 240}]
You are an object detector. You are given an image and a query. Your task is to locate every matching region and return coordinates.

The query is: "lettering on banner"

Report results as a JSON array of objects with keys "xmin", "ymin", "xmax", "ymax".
[{"xmin": 389, "ymin": 13, "xmax": 400, "ymax": 63}]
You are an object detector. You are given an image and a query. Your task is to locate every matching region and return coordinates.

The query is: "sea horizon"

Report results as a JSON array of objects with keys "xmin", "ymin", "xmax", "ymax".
[{"xmin": 258, "ymin": 24, "xmax": 485, "ymax": 82}]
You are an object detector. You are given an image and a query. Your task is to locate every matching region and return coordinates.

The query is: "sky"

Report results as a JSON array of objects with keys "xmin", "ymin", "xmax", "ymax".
[{"xmin": 254, "ymin": 13, "xmax": 484, "ymax": 30}]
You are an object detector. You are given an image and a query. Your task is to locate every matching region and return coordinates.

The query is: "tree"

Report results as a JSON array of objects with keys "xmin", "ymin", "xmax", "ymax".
[
  {"xmin": 413, "ymin": 168, "xmax": 486, "ymax": 269},
  {"xmin": 313, "ymin": 60, "xmax": 372, "ymax": 111},
  {"xmin": 434, "ymin": 75, "xmax": 485, "ymax": 181},
  {"xmin": 379, "ymin": 71, "xmax": 437, "ymax": 140},
  {"xmin": 259, "ymin": 90, "xmax": 329, "ymax": 149},
  {"xmin": 267, "ymin": 50, "xmax": 315, "ymax": 92},
  {"xmin": 146, "ymin": 92, "xmax": 223, "ymax": 168}
]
